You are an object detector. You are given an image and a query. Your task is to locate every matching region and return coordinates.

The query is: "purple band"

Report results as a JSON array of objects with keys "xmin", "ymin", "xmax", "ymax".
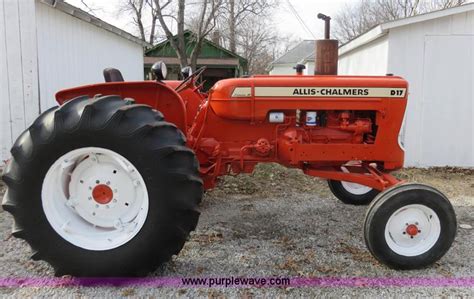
[{"xmin": 0, "ymin": 277, "xmax": 472, "ymax": 288}]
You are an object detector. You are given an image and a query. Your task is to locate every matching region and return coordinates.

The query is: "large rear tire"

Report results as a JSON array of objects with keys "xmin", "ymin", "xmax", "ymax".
[{"xmin": 2, "ymin": 95, "xmax": 203, "ymax": 276}]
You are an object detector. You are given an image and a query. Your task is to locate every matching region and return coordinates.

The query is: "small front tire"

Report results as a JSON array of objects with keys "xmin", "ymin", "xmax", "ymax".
[{"xmin": 364, "ymin": 183, "xmax": 457, "ymax": 269}]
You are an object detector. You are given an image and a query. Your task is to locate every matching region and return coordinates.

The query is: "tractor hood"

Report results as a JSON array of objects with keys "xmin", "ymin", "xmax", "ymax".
[
  {"xmin": 210, "ymin": 75, "xmax": 408, "ymax": 100},
  {"xmin": 208, "ymin": 75, "xmax": 408, "ymax": 121}
]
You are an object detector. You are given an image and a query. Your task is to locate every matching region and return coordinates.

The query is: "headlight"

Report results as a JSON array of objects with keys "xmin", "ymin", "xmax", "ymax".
[{"xmin": 151, "ymin": 61, "xmax": 167, "ymax": 81}]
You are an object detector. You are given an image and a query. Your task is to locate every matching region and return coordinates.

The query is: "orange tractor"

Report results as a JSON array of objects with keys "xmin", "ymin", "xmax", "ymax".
[{"xmin": 2, "ymin": 15, "xmax": 456, "ymax": 276}]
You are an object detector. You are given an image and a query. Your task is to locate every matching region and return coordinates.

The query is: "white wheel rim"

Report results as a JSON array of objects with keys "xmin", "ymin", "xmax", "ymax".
[
  {"xmin": 384, "ymin": 204, "xmax": 441, "ymax": 257},
  {"xmin": 41, "ymin": 147, "xmax": 149, "ymax": 251},
  {"xmin": 341, "ymin": 181, "xmax": 373, "ymax": 195},
  {"xmin": 340, "ymin": 166, "xmax": 373, "ymax": 195}
]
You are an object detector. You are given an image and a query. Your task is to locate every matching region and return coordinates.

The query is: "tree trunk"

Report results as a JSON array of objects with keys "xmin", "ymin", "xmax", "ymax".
[
  {"xmin": 176, "ymin": 0, "xmax": 187, "ymax": 68},
  {"xmin": 148, "ymin": 0, "xmax": 157, "ymax": 44},
  {"xmin": 155, "ymin": 0, "xmax": 188, "ymax": 68},
  {"xmin": 229, "ymin": 0, "xmax": 236, "ymax": 53},
  {"xmin": 190, "ymin": 39, "xmax": 204, "ymax": 71}
]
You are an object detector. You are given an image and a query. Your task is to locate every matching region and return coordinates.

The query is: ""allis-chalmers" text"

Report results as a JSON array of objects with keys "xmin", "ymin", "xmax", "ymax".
[{"xmin": 293, "ymin": 88, "xmax": 370, "ymax": 96}]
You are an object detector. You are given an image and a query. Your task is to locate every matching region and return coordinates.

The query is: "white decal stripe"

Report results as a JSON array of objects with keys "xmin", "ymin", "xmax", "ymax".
[
  {"xmin": 231, "ymin": 87, "xmax": 252, "ymax": 97},
  {"xmin": 254, "ymin": 87, "xmax": 406, "ymax": 98}
]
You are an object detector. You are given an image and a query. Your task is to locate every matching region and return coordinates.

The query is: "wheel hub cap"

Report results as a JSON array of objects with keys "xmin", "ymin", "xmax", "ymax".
[
  {"xmin": 92, "ymin": 184, "xmax": 113, "ymax": 204},
  {"xmin": 406, "ymin": 224, "xmax": 419, "ymax": 236}
]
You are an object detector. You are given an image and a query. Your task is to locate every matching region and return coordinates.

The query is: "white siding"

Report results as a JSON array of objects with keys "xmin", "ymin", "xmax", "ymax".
[
  {"xmin": 35, "ymin": 2, "xmax": 144, "ymax": 110},
  {"xmin": 0, "ymin": 0, "xmax": 39, "ymax": 161},
  {"xmin": 338, "ymin": 35, "xmax": 389, "ymax": 75},
  {"xmin": 388, "ymin": 10, "xmax": 474, "ymax": 167},
  {"xmin": 419, "ymin": 35, "xmax": 473, "ymax": 166},
  {"xmin": 0, "ymin": 1, "xmax": 145, "ymax": 161}
]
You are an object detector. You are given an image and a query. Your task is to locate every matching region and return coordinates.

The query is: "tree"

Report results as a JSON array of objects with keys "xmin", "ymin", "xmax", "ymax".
[
  {"xmin": 222, "ymin": 0, "xmax": 276, "ymax": 52},
  {"xmin": 153, "ymin": 0, "xmax": 223, "ymax": 70},
  {"xmin": 118, "ymin": 0, "xmax": 159, "ymax": 44},
  {"xmin": 117, "ymin": 0, "xmax": 278, "ymax": 73},
  {"xmin": 229, "ymin": 13, "xmax": 298, "ymax": 74},
  {"xmin": 186, "ymin": 0, "xmax": 223, "ymax": 70},
  {"xmin": 214, "ymin": 0, "xmax": 277, "ymax": 52},
  {"xmin": 334, "ymin": 0, "xmax": 468, "ymax": 43},
  {"xmin": 207, "ymin": 0, "xmax": 279, "ymax": 74},
  {"xmin": 118, "ymin": 0, "xmax": 223, "ymax": 70},
  {"xmin": 236, "ymin": 15, "xmax": 274, "ymax": 74}
]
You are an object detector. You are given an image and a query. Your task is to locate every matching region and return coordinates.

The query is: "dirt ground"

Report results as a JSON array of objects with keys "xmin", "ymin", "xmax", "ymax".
[{"xmin": 0, "ymin": 164, "xmax": 473, "ymax": 297}]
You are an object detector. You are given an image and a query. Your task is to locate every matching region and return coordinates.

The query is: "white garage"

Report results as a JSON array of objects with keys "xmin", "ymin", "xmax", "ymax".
[
  {"xmin": 0, "ymin": 0, "xmax": 149, "ymax": 161},
  {"xmin": 339, "ymin": 4, "xmax": 474, "ymax": 167}
]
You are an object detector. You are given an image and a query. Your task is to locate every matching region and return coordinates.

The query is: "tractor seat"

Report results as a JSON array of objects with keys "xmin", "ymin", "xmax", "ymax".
[{"xmin": 103, "ymin": 68, "xmax": 124, "ymax": 82}]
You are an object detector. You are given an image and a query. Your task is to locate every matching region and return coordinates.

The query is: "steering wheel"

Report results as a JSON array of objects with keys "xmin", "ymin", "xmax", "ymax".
[{"xmin": 175, "ymin": 66, "xmax": 207, "ymax": 93}]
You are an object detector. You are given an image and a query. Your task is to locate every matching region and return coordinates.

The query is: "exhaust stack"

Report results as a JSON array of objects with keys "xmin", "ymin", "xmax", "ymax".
[{"xmin": 314, "ymin": 13, "xmax": 338, "ymax": 75}]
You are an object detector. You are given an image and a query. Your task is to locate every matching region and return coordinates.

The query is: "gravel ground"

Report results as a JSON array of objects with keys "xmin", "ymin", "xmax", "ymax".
[{"xmin": 0, "ymin": 164, "xmax": 473, "ymax": 297}]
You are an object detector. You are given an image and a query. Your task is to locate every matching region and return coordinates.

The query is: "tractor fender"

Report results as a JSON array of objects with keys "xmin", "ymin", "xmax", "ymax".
[{"xmin": 55, "ymin": 81, "xmax": 187, "ymax": 132}]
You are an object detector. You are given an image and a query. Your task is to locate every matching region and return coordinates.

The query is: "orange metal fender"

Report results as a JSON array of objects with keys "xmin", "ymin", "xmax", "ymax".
[{"xmin": 55, "ymin": 81, "xmax": 187, "ymax": 133}]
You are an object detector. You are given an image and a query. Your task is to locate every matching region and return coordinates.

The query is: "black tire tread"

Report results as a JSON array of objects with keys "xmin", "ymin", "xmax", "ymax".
[{"xmin": 2, "ymin": 95, "xmax": 202, "ymax": 276}]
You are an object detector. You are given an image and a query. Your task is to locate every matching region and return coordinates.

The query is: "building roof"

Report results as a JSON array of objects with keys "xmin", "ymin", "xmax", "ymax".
[
  {"xmin": 340, "ymin": 3, "xmax": 474, "ymax": 56},
  {"xmin": 145, "ymin": 30, "xmax": 248, "ymax": 70},
  {"xmin": 40, "ymin": 0, "xmax": 151, "ymax": 47},
  {"xmin": 271, "ymin": 40, "xmax": 315, "ymax": 65},
  {"xmin": 147, "ymin": 31, "xmax": 247, "ymax": 60}
]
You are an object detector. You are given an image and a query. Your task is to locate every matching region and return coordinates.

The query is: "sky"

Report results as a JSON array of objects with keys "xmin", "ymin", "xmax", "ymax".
[{"xmin": 66, "ymin": 0, "xmax": 352, "ymax": 41}]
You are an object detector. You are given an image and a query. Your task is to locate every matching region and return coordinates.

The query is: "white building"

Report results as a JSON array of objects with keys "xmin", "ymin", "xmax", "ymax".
[
  {"xmin": 339, "ymin": 4, "xmax": 474, "ymax": 167},
  {"xmin": 0, "ymin": 0, "xmax": 149, "ymax": 161},
  {"xmin": 268, "ymin": 40, "xmax": 315, "ymax": 75}
]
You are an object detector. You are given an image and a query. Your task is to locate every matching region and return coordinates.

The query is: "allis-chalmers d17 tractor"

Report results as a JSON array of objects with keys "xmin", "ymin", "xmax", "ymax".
[{"xmin": 2, "ymin": 15, "xmax": 456, "ymax": 277}]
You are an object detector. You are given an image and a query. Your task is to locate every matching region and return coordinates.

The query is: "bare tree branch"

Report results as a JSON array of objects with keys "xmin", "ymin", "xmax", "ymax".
[{"xmin": 117, "ymin": 0, "xmax": 160, "ymax": 44}]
